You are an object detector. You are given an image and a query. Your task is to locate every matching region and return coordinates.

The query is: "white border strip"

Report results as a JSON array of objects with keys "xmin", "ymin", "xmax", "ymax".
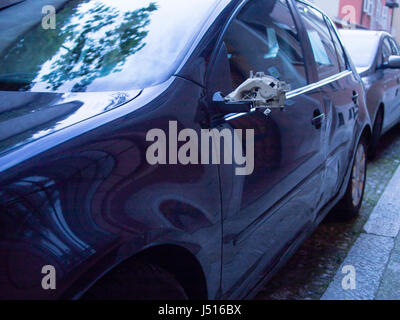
[{"xmin": 286, "ymin": 70, "xmax": 353, "ymax": 99}]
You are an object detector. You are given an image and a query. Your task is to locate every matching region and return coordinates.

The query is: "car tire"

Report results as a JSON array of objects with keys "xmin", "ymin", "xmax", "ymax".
[
  {"xmin": 336, "ymin": 138, "xmax": 367, "ymax": 221},
  {"xmin": 81, "ymin": 259, "xmax": 188, "ymax": 300},
  {"xmin": 368, "ymin": 109, "xmax": 383, "ymax": 160}
]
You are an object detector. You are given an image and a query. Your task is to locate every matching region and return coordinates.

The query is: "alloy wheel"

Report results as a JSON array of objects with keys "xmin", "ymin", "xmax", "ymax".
[{"xmin": 351, "ymin": 143, "xmax": 366, "ymax": 208}]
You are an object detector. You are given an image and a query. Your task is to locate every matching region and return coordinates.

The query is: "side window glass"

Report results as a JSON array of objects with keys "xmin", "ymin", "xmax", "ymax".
[
  {"xmin": 296, "ymin": 2, "xmax": 340, "ymax": 79},
  {"xmin": 389, "ymin": 38, "xmax": 400, "ymax": 55},
  {"xmin": 325, "ymin": 17, "xmax": 348, "ymax": 71},
  {"xmin": 382, "ymin": 38, "xmax": 392, "ymax": 64},
  {"xmin": 222, "ymin": 0, "xmax": 307, "ymax": 90}
]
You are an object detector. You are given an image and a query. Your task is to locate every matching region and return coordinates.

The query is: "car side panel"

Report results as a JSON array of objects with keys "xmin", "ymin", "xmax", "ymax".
[
  {"xmin": 319, "ymin": 72, "xmax": 363, "ymax": 205},
  {"xmin": 0, "ymin": 78, "xmax": 223, "ymax": 299}
]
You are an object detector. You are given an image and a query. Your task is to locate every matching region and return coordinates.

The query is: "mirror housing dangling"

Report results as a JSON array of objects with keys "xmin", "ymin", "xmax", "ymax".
[
  {"xmin": 212, "ymin": 72, "xmax": 291, "ymax": 117},
  {"xmin": 225, "ymin": 71, "xmax": 291, "ymax": 110}
]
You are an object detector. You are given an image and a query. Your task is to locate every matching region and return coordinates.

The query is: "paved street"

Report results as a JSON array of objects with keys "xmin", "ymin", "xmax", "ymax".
[{"xmin": 256, "ymin": 124, "xmax": 400, "ymax": 300}]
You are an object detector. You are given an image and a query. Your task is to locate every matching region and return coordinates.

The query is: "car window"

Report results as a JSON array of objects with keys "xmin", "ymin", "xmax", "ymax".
[
  {"xmin": 389, "ymin": 38, "xmax": 400, "ymax": 55},
  {"xmin": 382, "ymin": 38, "xmax": 392, "ymax": 64},
  {"xmin": 325, "ymin": 17, "xmax": 348, "ymax": 71},
  {"xmin": 222, "ymin": 0, "xmax": 307, "ymax": 90},
  {"xmin": 296, "ymin": 1, "xmax": 341, "ymax": 80}
]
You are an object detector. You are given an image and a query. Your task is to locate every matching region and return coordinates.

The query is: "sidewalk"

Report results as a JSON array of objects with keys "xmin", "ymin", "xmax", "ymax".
[{"xmin": 322, "ymin": 164, "xmax": 400, "ymax": 300}]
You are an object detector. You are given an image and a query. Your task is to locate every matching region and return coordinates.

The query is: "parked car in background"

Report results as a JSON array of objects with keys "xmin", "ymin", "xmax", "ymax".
[
  {"xmin": 0, "ymin": 0, "xmax": 371, "ymax": 300},
  {"xmin": 340, "ymin": 30, "xmax": 400, "ymax": 158}
]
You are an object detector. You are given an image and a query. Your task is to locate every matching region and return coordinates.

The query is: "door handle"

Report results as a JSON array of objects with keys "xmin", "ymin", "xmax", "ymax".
[
  {"xmin": 352, "ymin": 92, "xmax": 359, "ymax": 104},
  {"xmin": 312, "ymin": 110, "xmax": 325, "ymax": 129}
]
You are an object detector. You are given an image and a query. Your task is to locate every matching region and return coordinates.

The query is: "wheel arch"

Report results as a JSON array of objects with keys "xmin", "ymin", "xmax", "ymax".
[
  {"xmin": 77, "ymin": 244, "xmax": 209, "ymax": 300},
  {"xmin": 134, "ymin": 244, "xmax": 208, "ymax": 300},
  {"xmin": 361, "ymin": 123, "xmax": 372, "ymax": 145}
]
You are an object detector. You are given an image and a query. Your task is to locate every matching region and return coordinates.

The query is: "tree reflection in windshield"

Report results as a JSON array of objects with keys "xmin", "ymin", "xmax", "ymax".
[
  {"xmin": 0, "ymin": 0, "xmax": 158, "ymax": 92},
  {"xmin": 42, "ymin": 1, "xmax": 157, "ymax": 92},
  {"xmin": 0, "ymin": 0, "xmax": 220, "ymax": 92}
]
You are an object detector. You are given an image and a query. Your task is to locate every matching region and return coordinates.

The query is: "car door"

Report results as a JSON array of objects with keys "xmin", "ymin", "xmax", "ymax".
[
  {"xmin": 296, "ymin": 2, "xmax": 360, "ymax": 207},
  {"xmin": 381, "ymin": 37, "xmax": 400, "ymax": 129},
  {"xmin": 206, "ymin": 0, "xmax": 326, "ymax": 298}
]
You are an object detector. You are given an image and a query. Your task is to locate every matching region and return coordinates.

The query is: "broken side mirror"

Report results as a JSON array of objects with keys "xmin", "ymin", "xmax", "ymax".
[
  {"xmin": 212, "ymin": 91, "xmax": 252, "ymax": 115},
  {"xmin": 213, "ymin": 72, "xmax": 291, "ymax": 117}
]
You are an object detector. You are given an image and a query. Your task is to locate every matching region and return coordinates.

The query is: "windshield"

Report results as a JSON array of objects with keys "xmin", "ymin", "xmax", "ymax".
[
  {"xmin": 0, "ymin": 0, "xmax": 219, "ymax": 92},
  {"xmin": 339, "ymin": 31, "xmax": 379, "ymax": 68}
]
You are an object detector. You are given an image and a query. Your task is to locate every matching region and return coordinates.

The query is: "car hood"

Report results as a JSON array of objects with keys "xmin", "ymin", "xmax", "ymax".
[{"xmin": 0, "ymin": 89, "xmax": 141, "ymax": 155}]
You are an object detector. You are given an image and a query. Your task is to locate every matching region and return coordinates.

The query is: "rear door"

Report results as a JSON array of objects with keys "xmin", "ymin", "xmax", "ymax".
[
  {"xmin": 295, "ymin": 1, "xmax": 361, "ymax": 208},
  {"xmin": 206, "ymin": 0, "xmax": 326, "ymax": 298}
]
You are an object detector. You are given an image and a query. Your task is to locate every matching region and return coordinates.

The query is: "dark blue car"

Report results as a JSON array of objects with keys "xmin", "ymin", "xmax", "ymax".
[{"xmin": 0, "ymin": 0, "xmax": 371, "ymax": 299}]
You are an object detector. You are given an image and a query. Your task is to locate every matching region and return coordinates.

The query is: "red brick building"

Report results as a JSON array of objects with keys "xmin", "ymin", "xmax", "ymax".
[
  {"xmin": 311, "ymin": 0, "xmax": 398, "ymax": 33},
  {"xmin": 338, "ymin": 0, "xmax": 397, "ymax": 31}
]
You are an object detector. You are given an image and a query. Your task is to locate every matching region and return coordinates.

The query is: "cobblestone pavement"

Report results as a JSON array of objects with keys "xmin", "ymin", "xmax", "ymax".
[{"xmin": 256, "ymin": 124, "xmax": 400, "ymax": 300}]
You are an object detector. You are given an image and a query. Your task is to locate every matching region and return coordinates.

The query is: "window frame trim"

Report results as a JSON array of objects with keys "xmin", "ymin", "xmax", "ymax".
[
  {"xmin": 323, "ymin": 15, "xmax": 351, "ymax": 72},
  {"xmin": 286, "ymin": 70, "xmax": 352, "ymax": 99}
]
